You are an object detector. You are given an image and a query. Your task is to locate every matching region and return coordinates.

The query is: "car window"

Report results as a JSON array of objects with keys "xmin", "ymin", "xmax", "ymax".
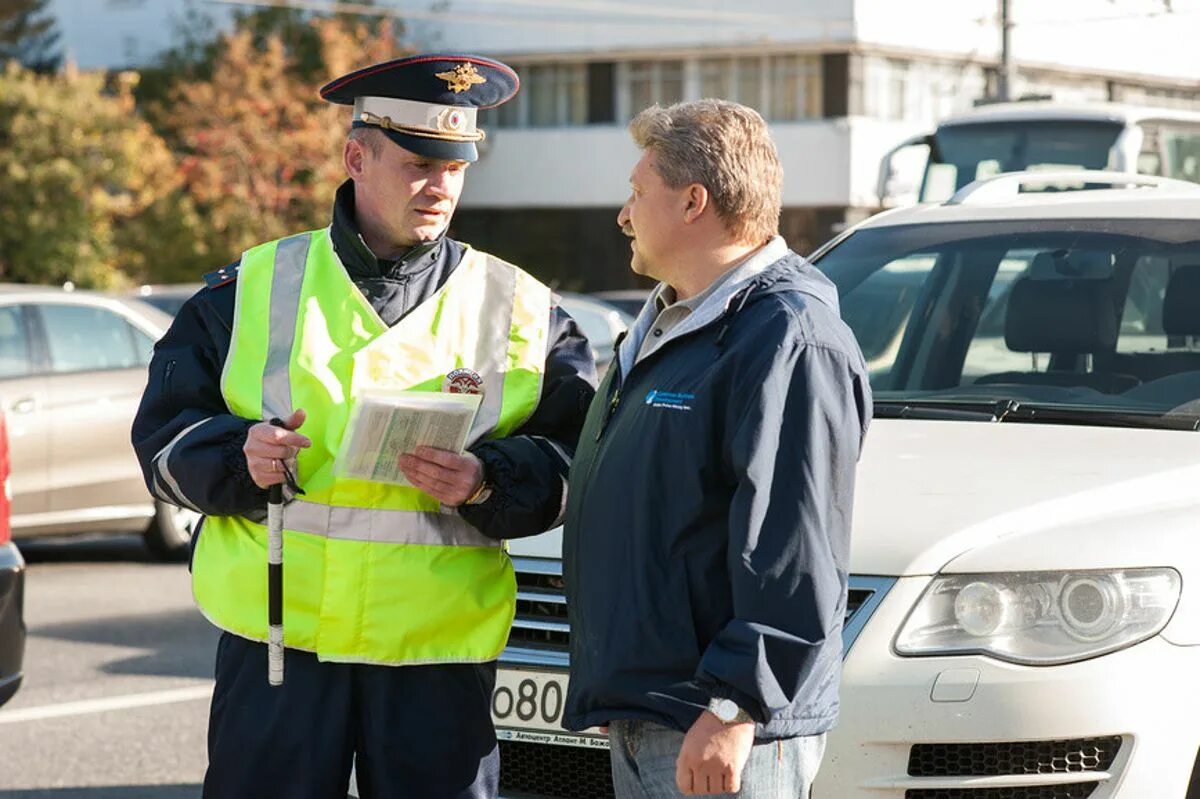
[
  {"xmin": 131, "ymin": 325, "xmax": 156, "ymax": 365},
  {"xmin": 837, "ymin": 255, "xmax": 935, "ymax": 384},
  {"xmin": 817, "ymin": 219, "xmax": 1200, "ymax": 419},
  {"xmin": 40, "ymin": 303, "xmax": 140, "ymax": 373},
  {"xmin": 0, "ymin": 305, "xmax": 31, "ymax": 379},
  {"xmin": 141, "ymin": 294, "xmax": 190, "ymax": 317},
  {"xmin": 561, "ymin": 300, "xmax": 617, "ymax": 350}
]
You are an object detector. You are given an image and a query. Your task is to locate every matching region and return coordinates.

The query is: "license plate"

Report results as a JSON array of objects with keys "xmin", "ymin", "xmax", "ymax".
[{"xmin": 492, "ymin": 668, "xmax": 608, "ymax": 749}]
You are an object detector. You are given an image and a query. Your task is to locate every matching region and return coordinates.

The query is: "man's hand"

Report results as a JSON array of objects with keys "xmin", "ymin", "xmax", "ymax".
[
  {"xmin": 398, "ymin": 446, "xmax": 484, "ymax": 506},
  {"xmin": 245, "ymin": 409, "xmax": 311, "ymax": 490},
  {"xmin": 675, "ymin": 711, "xmax": 755, "ymax": 796}
]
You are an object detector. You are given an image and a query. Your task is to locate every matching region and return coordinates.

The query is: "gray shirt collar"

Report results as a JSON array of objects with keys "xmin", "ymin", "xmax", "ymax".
[{"xmin": 619, "ymin": 236, "xmax": 788, "ymax": 374}]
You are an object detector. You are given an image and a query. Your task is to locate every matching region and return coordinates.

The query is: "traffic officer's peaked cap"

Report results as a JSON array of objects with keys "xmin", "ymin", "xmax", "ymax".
[{"xmin": 319, "ymin": 53, "xmax": 519, "ymax": 163}]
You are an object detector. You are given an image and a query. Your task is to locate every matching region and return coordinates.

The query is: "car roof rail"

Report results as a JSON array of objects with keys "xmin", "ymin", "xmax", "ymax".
[{"xmin": 946, "ymin": 170, "xmax": 1200, "ymax": 205}]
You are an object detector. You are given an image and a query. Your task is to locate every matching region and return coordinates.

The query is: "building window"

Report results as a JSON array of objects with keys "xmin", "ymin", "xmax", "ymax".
[
  {"xmin": 737, "ymin": 58, "xmax": 763, "ymax": 113},
  {"xmin": 694, "ymin": 55, "xmax": 820, "ymax": 121},
  {"xmin": 491, "ymin": 63, "xmax": 586, "ymax": 128},
  {"xmin": 527, "ymin": 63, "xmax": 586, "ymax": 127},
  {"xmin": 587, "ymin": 62, "xmax": 617, "ymax": 124},
  {"xmin": 859, "ymin": 56, "xmax": 985, "ymax": 125},
  {"xmin": 622, "ymin": 60, "xmax": 686, "ymax": 119},
  {"xmin": 766, "ymin": 54, "xmax": 821, "ymax": 121},
  {"xmin": 699, "ymin": 57, "xmax": 733, "ymax": 100},
  {"xmin": 1114, "ymin": 84, "xmax": 1200, "ymax": 111}
]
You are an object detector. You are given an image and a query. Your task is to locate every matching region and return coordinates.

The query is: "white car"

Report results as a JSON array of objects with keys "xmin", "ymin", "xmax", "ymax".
[{"xmin": 493, "ymin": 171, "xmax": 1200, "ymax": 798}]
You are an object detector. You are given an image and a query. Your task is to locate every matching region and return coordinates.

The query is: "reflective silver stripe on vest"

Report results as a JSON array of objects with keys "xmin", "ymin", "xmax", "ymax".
[
  {"xmin": 262, "ymin": 234, "xmax": 311, "ymax": 421},
  {"xmin": 281, "ymin": 499, "xmax": 500, "ymax": 548},
  {"xmin": 465, "ymin": 255, "xmax": 517, "ymax": 446}
]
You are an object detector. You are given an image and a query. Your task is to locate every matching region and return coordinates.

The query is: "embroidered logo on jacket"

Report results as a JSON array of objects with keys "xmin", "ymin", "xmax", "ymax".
[
  {"xmin": 443, "ymin": 368, "xmax": 485, "ymax": 395},
  {"xmin": 645, "ymin": 390, "xmax": 695, "ymax": 411}
]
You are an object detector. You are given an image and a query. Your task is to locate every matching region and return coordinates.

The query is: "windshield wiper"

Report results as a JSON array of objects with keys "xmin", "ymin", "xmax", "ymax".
[
  {"xmin": 995, "ymin": 403, "xmax": 1200, "ymax": 431},
  {"xmin": 872, "ymin": 399, "xmax": 1004, "ymax": 422},
  {"xmin": 874, "ymin": 398, "xmax": 1200, "ymax": 430}
]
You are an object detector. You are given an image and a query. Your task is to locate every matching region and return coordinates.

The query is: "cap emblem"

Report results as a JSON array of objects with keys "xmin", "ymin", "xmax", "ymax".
[
  {"xmin": 435, "ymin": 62, "xmax": 488, "ymax": 93},
  {"xmin": 439, "ymin": 108, "xmax": 467, "ymax": 132}
]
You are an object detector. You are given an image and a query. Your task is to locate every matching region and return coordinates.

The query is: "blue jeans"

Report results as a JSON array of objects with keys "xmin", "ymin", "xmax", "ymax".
[{"xmin": 608, "ymin": 719, "xmax": 825, "ymax": 799}]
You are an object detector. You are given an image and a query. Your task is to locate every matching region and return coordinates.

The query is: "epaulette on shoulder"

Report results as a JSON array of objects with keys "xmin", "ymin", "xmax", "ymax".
[{"xmin": 203, "ymin": 262, "xmax": 239, "ymax": 290}]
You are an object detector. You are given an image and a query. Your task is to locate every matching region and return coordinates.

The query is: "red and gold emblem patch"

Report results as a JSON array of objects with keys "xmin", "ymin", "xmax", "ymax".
[{"xmin": 442, "ymin": 368, "xmax": 485, "ymax": 395}]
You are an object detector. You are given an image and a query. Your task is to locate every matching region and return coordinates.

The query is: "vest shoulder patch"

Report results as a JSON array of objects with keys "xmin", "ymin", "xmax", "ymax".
[{"xmin": 203, "ymin": 262, "xmax": 239, "ymax": 290}]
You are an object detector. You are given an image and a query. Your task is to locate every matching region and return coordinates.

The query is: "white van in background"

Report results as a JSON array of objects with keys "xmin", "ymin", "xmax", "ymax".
[{"xmin": 877, "ymin": 102, "xmax": 1200, "ymax": 207}]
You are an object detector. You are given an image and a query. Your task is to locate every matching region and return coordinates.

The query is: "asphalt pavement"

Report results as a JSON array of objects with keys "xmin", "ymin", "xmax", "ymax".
[{"xmin": 0, "ymin": 534, "xmax": 217, "ymax": 798}]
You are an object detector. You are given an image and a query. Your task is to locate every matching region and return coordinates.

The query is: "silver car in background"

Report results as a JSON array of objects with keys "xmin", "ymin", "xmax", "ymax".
[{"xmin": 0, "ymin": 285, "xmax": 196, "ymax": 559}]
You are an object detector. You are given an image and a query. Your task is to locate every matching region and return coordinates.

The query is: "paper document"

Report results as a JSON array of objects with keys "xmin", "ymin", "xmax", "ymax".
[{"xmin": 335, "ymin": 390, "xmax": 482, "ymax": 486}]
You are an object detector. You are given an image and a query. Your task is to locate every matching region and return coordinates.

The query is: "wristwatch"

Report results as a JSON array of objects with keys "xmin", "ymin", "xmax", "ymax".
[
  {"xmin": 706, "ymin": 697, "xmax": 753, "ymax": 724},
  {"xmin": 464, "ymin": 481, "xmax": 493, "ymax": 506}
]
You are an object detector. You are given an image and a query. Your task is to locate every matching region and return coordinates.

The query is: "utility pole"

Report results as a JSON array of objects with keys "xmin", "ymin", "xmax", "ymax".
[{"xmin": 997, "ymin": 0, "xmax": 1015, "ymax": 102}]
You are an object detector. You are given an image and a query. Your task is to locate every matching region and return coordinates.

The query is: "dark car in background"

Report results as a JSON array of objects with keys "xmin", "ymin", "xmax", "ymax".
[
  {"xmin": 131, "ymin": 283, "xmax": 202, "ymax": 317},
  {"xmin": 589, "ymin": 289, "xmax": 650, "ymax": 319},
  {"xmin": 558, "ymin": 293, "xmax": 632, "ymax": 378}
]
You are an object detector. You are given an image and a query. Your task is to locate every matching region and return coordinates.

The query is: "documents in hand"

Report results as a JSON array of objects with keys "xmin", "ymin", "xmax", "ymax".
[{"xmin": 334, "ymin": 389, "xmax": 482, "ymax": 486}]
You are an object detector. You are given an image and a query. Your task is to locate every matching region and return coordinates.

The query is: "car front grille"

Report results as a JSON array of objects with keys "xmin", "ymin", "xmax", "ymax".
[
  {"xmin": 905, "ymin": 787, "xmax": 1097, "ymax": 799},
  {"xmin": 506, "ymin": 559, "xmax": 570, "ymax": 662},
  {"xmin": 504, "ymin": 558, "xmax": 892, "ymax": 662},
  {"xmin": 498, "ymin": 740, "xmax": 614, "ymax": 799},
  {"xmin": 908, "ymin": 738, "xmax": 1122, "ymax": 777}
]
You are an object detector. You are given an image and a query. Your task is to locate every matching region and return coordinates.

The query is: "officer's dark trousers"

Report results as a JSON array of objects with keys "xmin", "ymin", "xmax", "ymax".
[{"xmin": 203, "ymin": 632, "xmax": 499, "ymax": 799}]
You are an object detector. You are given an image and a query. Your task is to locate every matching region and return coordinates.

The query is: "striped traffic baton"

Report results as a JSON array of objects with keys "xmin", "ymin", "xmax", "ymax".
[
  {"xmin": 266, "ymin": 477, "xmax": 284, "ymax": 686},
  {"xmin": 266, "ymin": 416, "xmax": 301, "ymax": 687}
]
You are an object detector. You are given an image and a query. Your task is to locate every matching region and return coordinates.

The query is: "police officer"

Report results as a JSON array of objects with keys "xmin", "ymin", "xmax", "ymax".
[{"xmin": 131, "ymin": 54, "xmax": 596, "ymax": 799}]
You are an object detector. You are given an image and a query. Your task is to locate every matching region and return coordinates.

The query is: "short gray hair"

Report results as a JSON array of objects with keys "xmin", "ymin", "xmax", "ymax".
[
  {"xmin": 347, "ymin": 125, "xmax": 385, "ymax": 156},
  {"xmin": 629, "ymin": 99, "xmax": 782, "ymax": 245}
]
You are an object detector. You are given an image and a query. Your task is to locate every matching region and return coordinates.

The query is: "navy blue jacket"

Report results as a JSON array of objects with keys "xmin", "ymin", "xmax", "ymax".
[
  {"xmin": 131, "ymin": 181, "xmax": 596, "ymax": 541},
  {"xmin": 562, "ymin": 253, "xmax": 871, "ymax": 739}
]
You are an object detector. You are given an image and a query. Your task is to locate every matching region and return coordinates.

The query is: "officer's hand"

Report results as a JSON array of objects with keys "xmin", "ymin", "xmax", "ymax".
[
  {"xmin": 245, "ymin": 409, "xmax": 311, "ymax": 490},
  {"xmin": 398, "ymin": 447, "xmax": 484, "ymax": 506},
  {"xmin": 675, "ymin": 712, "xmax": 755, "ymax": 796}
]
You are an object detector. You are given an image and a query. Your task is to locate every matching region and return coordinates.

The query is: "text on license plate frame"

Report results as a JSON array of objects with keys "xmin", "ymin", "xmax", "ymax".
[{"xmin": 492, "ymin": 668, "xmax": 608, "ymax": 749}]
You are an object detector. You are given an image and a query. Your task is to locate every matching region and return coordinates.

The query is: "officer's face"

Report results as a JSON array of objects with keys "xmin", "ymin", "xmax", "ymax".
[
  {"xmin": 348, "ymin": 135, "xmax": 468, "ymax": 249},
  {"xmin": 617, "ymin": 151, "xmax": 687, "ymax": 280}
]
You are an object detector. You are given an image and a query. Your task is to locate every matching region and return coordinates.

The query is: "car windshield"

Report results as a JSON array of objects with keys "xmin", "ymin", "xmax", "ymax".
[
  {"xmin": 920, "ymin": 120, "xmax": 1124, "ymax": 202},
  {"xmin": 140, "ymin": 293, "xmax": 191, "ymax": 316},
  {"xmin": 816, "ymin": 218, "xmax": 1200, "ymax": 426}
]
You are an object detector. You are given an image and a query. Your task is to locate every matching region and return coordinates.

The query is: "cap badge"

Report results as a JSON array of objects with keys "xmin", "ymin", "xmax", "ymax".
[
  {"xmin": 439, "ymin": 108, "xmax": 467, "ymax": 132},
  {"xmin": 443, "ymin": 368, "xmax": 485, "ymax": 395},
  {"xmin": 436, "ymin": 62, "xmax": 488, "ymax": 93}
]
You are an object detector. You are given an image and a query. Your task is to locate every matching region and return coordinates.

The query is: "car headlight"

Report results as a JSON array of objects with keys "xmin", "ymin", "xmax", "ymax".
[{"xmin": 895, "ymin": 568, "xmax": 1180, "ymax": 665}]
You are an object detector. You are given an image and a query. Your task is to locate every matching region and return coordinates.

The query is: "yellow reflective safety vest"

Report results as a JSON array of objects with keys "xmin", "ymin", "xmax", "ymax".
[{"xmin": 192, "ymin": 228, "xmax": 551, "ymax": 665}]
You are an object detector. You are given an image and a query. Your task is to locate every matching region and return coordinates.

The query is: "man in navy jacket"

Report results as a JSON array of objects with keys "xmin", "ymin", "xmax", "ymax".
[{"xmin": 562, "ymin": 99, "xmax": 872, "ymax": 797}]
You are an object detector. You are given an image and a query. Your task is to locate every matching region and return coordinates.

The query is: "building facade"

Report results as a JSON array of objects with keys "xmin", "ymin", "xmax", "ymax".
[
  {"xmin": 51, "ymin": 0, "xmax": 1200, "ymax": 290},
  {"xmin": 432, "ymin": 0, "xmax": 1200, "ymax": 289}
]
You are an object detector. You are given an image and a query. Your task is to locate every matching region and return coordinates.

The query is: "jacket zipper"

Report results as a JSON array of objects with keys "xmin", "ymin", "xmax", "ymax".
[{"xmin": 162, "ymin": 359, "xmax": 176, "ymax": 403}]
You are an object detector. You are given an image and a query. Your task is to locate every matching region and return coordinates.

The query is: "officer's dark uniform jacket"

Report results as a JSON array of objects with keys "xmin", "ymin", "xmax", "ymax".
[{"xmin": 132, "ymin": 180, "xmax": 597, "ymax": 542}]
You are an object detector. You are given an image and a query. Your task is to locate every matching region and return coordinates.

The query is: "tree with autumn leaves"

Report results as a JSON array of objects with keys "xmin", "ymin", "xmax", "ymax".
[
  {"xmin": 0, "ymin": 63, "xmax": 184, "ymax": 286},
  {"xmin": 158, "ymin": 17, "xmax": 400, "ymax": 272},
  {"xmin": 0, "ymin": 9, "xmax": 401, "ymax": 287}
]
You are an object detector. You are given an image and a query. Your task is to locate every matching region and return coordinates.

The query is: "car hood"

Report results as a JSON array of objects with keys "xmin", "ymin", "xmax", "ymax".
[{"xmin": 852, "ymin": 418, "xmax": 1200, "ymax": 576}]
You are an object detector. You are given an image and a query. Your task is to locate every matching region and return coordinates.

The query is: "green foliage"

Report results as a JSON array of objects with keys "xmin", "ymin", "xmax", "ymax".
[
  {"xmin": 0, "ymin": 9, "xmax": 402, "ymax": 288},
  {"xmin": 0, "ymin": 64, "xmax": 185, "ymax": 287}
]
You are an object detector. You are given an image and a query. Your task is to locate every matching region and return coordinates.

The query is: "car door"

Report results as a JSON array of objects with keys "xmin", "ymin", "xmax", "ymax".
[
  {"xmin": 34, "ymin": 301, "xmax": 156, "ymax": 522},
  {"xmin": 0, "ymin": 303, "xmax": 50, "ymax": 524}
]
